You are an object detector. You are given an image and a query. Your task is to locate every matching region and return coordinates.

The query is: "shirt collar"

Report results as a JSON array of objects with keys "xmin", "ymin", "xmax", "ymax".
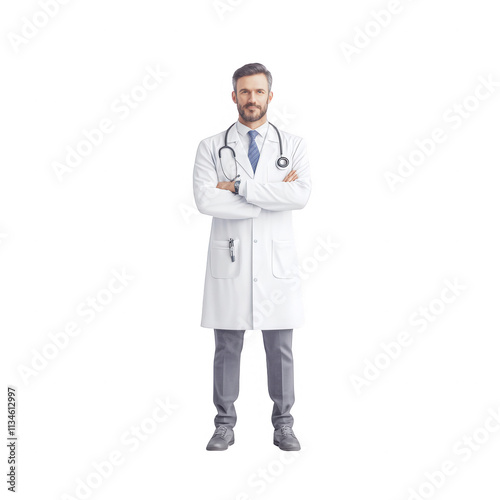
[{"xmin": 236, "ymin": 119, "xmax": 269, "ymax": 138}]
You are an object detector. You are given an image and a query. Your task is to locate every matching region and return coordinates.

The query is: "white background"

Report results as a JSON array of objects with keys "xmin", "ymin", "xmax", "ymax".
[{"xmin": 1, "ymin": 0, "xmax": 500, "ymax": 499}]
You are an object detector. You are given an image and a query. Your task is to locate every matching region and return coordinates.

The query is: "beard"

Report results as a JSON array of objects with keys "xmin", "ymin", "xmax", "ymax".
[{"xmin": 237, "ymin": 99, "xmax": 269, "ymax": 122}]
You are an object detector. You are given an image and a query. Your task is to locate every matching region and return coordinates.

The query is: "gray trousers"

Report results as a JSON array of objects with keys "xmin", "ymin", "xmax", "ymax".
[{"xmin": 213, "ymin": 329, "xmax": 295, "ymax": 430}]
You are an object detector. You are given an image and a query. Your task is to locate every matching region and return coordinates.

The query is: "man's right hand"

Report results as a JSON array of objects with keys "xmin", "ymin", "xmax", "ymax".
[{"xmin": 282, "ymin": 170, "xmax": 298, "ymax": 182}]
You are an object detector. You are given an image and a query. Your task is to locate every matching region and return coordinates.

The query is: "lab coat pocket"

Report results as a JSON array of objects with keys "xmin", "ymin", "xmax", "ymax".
[
  {"xmin": 272, "ymin": 240, "xmax": 297, "ymax": 279},
  {"xmin": 210, "ymin": 239, "xmax": 240, "ymax": 279}
]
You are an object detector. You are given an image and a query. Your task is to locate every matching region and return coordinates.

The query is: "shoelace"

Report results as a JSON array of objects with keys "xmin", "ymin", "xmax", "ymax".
[
  {"xmin": 280, "ymin": 425, "xmax": 294, "ymax": 437},
  {"xmin": 214, "ymin": 426, "xmax": 227, "ymax": 437}
]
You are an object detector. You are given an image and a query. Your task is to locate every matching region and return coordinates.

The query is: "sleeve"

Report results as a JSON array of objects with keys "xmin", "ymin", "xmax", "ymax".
[
  {"xmin": 193, "ymin": 139, "xmax": 261, "ymax": 220},
  {"xmin": 237, "ymin": 137, "xmax": 312, "ymax": 211}
]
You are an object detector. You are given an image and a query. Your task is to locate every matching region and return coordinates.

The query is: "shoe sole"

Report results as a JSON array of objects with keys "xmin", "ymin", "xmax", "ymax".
[
  {"xmin": 273, "ymin": 439, "xmax": 301, "ymax": 451},
  {"xmin": 206, "ymin": 437, "xmax": 235, "ymax": 451}
]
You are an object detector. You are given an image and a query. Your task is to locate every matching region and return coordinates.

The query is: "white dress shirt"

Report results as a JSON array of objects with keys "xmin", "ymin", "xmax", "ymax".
[{"xmin": 235, "ymin": 119, "xmax": 269, "ymax": 156}]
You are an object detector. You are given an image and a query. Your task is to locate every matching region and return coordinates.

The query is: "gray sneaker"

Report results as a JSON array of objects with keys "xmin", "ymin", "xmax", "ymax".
[
  {"xmin": 273, "ymin": 425, "xmax": 301, "ymax": 451},
  {"xmin": 206, "ymin": 425, "xmax": 235, "ymax": 451}
]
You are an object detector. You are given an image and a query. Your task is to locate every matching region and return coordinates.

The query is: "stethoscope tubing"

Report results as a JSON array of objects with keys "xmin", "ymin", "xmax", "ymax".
[{"xmin": 218, "ymin": 121, "xmax": 289, "ymax": 181}]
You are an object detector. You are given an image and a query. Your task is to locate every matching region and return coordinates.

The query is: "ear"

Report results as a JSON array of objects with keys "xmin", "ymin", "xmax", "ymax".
[
  {"xmin": 232, "ymin": 91, "xmax": 237, "ymax": 104},
  {"xmin": 268, "ymin": 91, "xmax": 274, "ymax": 103}
]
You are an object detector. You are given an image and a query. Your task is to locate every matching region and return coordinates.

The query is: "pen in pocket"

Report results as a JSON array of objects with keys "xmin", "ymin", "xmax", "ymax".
[{"xmin": 229, "ymin": 238, "xmax": 235, "ymax": 262}]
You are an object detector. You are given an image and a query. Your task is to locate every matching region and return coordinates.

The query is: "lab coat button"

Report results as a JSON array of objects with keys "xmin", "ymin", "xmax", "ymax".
[
  {"xmin": 254, "ymin": 278, "xmax": 258, "ymax": 282},
  {"xmin": 254, "ymin": 239, "xmax": 257, "ymax": 243}
]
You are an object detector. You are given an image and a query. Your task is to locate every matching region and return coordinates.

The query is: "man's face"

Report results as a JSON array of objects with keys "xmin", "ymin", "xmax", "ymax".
[{"xmin": 232, "ymin": 73, "xmax": 273, "ymax": 123}]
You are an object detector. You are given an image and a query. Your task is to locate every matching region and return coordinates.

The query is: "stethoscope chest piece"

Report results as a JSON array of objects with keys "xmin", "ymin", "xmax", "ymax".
[
  {"xmin": 276, "ymin": 156, "xmax": 289, "ymax": 169},
  {"xmin": 218, "ymin": 121, "xmax": 290, "ymax": 179}
]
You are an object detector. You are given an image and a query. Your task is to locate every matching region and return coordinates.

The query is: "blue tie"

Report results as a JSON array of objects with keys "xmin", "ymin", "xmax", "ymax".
[{"xmin": 247, "ymin": 130, "xmax": 260, "ymax": 173}]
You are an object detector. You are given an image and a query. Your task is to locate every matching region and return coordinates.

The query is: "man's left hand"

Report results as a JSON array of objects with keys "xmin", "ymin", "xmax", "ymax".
[{"xmin": 216, "ymin": 181, "xmax": 236, "ymax": 193}]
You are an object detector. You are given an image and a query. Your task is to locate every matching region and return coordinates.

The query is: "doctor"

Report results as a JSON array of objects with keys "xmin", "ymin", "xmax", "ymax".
[{"xmin": 193, "ymin": 63, "xmax": 311, "ymax": 451}]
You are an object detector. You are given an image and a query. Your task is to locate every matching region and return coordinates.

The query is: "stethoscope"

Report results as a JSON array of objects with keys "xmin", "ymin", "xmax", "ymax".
[{"xmin": 218, "ymin": 122, "xmax": 289, "ymax": 182}]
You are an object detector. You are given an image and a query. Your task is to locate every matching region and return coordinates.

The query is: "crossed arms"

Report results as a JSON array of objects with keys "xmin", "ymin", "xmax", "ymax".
[{"xmin": 193, "ymin": 137, "xmax": 311, "ymax": 219}]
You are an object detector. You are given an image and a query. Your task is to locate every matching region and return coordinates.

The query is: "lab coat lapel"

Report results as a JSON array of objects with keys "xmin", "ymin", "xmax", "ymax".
[
  {"xmin": 254, "ymin": 123, "xmax": 279, "ymax": 183},
  {"xmin": 227, "ymin": 124, "xmax": 255, "ymax": 179},
  {"xmin": 227, "ymin": 121, "xmax": 281, "ymax": 182}
]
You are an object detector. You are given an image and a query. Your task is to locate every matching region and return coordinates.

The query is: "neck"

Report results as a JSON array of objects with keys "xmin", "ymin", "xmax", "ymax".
[{"xmin": 238, "ymin": 115, "xmax": 267, "ymax": 130}]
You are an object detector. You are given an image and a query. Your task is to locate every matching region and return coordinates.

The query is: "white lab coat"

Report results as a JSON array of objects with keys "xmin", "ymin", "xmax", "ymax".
[{"xmin": 193, "ymin": 122, "xmax": 312, "ymax": 330}]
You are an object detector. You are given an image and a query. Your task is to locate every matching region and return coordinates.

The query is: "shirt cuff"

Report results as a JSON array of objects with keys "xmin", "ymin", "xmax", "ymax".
[{"xmin": 238, "ymin": 179, "xmax": 248, "ymax": 198}]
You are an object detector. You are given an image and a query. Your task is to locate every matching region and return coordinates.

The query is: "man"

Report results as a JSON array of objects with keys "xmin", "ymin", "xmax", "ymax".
[{"xmin": 193, "ymin": 63, "xmax": 311, "ymax": 451}]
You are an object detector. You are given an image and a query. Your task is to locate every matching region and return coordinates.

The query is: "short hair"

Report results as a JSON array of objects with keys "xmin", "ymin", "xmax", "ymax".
[{"xmin": 232, "ymin": 63, "xmax": 273, "ymax": 93}]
